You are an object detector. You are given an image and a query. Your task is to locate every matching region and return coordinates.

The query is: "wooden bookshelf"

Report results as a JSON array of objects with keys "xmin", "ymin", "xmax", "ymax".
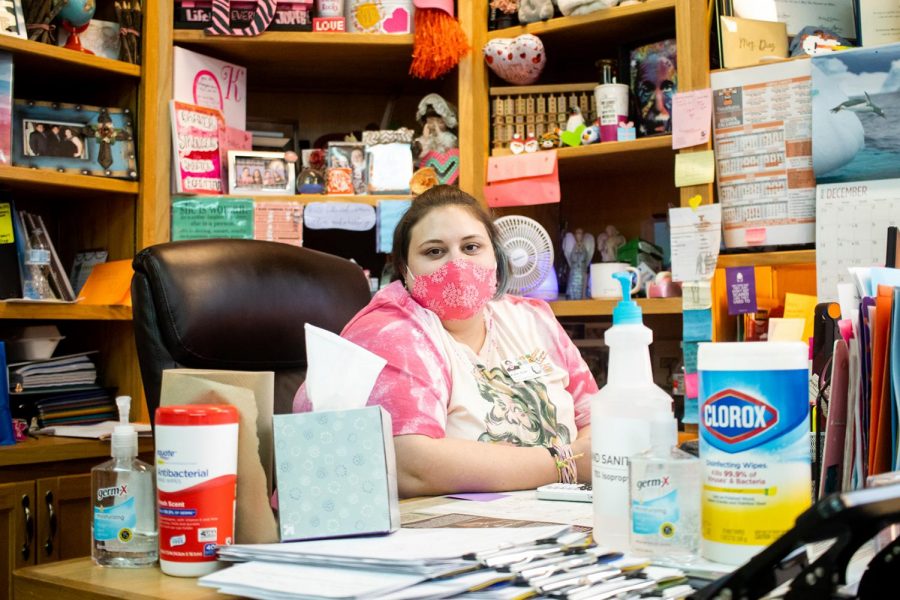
[
  {"xmin": 488, "ymin": 0, "xmax": 676, "ymax": 43},
  {"xmin": 491, "ymin": 136, "xmax": 674, "ymax": 176},
  {"xmin": 549, "ymin": 296, "xmax": 682, "ymax": 317},
  {"xmin": 0, "ymin": 165, "xmax": 139, "ymax": 196},
  {"xmin": 172, "ymin": 31, "xmax": 415, "ymax": 91},
  {"xmin": 0, "ymin": 35, "xmax": 141, "ymax": 80},
  {"xmin": 244, "ymin": 194, "xmax": 412, "ymax": 206},
  {"xmin": 0, "ymin": 302, "xmax": 132, "ymax": 321},
  {"xmin": 717, "ymin": 249, "xmax": 816, "ymax": 268}
]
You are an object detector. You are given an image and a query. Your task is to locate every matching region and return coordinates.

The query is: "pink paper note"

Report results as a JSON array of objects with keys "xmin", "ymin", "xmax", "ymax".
[
  {"xmin": 672, "ymin": 89, "xmax": 713, "ymax": 150},
  {"xmin": 685, "ymin": 372, "xmax": 699, "ymax": 399},
  {"xmin": 745, "ymin": 227, "xmax": 767, "ymax": 245}
]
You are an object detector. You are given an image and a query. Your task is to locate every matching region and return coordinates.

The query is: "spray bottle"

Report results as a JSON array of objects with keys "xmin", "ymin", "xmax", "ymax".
[{"xmin": 592, "ymin": 272, "xmax": 674, "ymax": 550}]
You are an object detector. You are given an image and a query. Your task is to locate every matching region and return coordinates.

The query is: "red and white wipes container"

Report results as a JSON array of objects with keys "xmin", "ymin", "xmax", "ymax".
[{"xmin": 155, "ymin": 404, "xmax": 239, "ymax": 577}]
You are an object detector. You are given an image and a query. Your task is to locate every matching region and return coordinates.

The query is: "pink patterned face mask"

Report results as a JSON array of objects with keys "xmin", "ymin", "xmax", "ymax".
[{"xmin": 408, "ymin": 259, "xmax": 498, "ymax": 321}]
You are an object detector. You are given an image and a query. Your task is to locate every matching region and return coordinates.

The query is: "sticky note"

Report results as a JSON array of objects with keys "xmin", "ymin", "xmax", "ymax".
[
  {"xmin": 377, "ymin": 200, "xmax": 412, "ymax": 253},
  {"xmin": 683, "ymin": 308, "xmax": 713, "ymax": 342},
  {"xmin": 685, "ymin": 372, "xmax": 699, "ymax": 399},
  {"xmin": 682, "ymin": 281, "xmax": 713, "ymax": 310},
  {"xmin": 0, "ymin": 202, "xmax": 12, "ymax": 243},
  {"xmin": 726, "ymin": 266, "xmax": 757, "ymax": 315},
  {"xmin": 768, "ymin": 317, "xmax": 806, "ymax": 342},
  {"xmin": 672, "ymin": 88, "xmax": 713, "ymax": 150},
  {"xmin": 683, "ymin": 397, "xmax": 698, "ymax": 425},
  {"xmin": 682, "ymin": 341, "xmax": 700, "ymax": 374},
  {"xmin": 783, "ymin": 292, "xmax": 818, "ymax": 342},
  {"xmin": 745, "ymin": 227, "xmax": 767, "ymax": 246},
  {"xmin": 675, "ymin": 150, "xmax": 716, "ymax": 187}
]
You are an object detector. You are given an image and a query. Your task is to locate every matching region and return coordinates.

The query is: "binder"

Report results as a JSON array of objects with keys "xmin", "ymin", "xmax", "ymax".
[{"xmin": 0, "ymin": 201, "xmax": 23, "ymax": 299}]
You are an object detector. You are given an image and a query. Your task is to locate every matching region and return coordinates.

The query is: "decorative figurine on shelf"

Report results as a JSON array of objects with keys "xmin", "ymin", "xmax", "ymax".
[
  {"xmin": 297, "ymin": 149, "xmax": 326, "ymax": 194},
  {"xmin": 483, "ymin": 34, "xmax": 546, "ymax": 85},
  {"xmin": 562, "ymin": 228, "xmax": 595, "ymax": 300},
  {"xmin": 540, "ymin": 130, "xmax": 560, "ymax": 149},
  {"xmin": 410, "ymin": 166, "xmax": 439, "ymax": 195},
  {"xmin": 596, "ymin": 225, "xmax": 626, "ymax": 262},
  {"xmin": 524, "ymin": 132, "xmax": 539, "ymax": 153},
  {"xmin": 58, "ymin": 0, "xmax": 96, "ymax": 54},
  {"xmin": 489, "ymin": 0, "xmax": 518, "ymax": 30},
  {"xmin": 509, "ymin": 132, "xmax": 525, "ymax": 154},
  {"xmin": 581, "ymin": 120, "xmax": 601, "ymax": 145},
  {"xmin": 414, "ymin": 93, "xmax": 460, "ymax": 185},
  {"xmin": 560, "ymin": 106, "xmax": 586, "ymax": 147}
]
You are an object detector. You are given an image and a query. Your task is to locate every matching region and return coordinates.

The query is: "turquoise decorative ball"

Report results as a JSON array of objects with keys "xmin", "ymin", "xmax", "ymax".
[{"xmin": 58, "ymin": 0, "xmax": 96, "ymax": 27}]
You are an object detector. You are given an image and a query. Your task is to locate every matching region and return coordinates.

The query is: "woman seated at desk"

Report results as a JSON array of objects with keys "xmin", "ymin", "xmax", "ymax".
[{"xmin": 294, "ymin": 186, "xmax": 597, "ymax": 497}]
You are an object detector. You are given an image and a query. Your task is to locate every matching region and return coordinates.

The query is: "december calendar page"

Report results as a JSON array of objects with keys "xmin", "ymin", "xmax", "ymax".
[{"xmin": 816, "ymin": 178, "xmax": 900, "ymax": 302}]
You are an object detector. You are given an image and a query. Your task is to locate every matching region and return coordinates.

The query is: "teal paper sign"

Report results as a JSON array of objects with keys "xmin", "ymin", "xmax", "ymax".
[{"xmin": 171, "ymin": 197, "xmax": 254, "ymax": 241}]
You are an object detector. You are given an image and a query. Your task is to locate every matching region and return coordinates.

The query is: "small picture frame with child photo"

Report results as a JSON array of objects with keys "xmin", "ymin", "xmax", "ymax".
[
  {"xmin": 228, "ymin": 150, "xmax": 295, "ymax": 195},
  {"xmin": 327, "ymin": 142, "xmax": 368, "ymax": 195}
]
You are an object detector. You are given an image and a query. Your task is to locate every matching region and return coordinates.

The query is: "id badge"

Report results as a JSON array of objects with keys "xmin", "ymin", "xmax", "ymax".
[{"xmin": 503, "ymin": 358, "xmax": 543, "ymax": 383}]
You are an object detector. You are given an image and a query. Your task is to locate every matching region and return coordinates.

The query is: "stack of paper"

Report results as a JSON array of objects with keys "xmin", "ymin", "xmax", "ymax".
[{"xmin": 7, "ymin": 352, "xmax": 97, "ymax": 390}]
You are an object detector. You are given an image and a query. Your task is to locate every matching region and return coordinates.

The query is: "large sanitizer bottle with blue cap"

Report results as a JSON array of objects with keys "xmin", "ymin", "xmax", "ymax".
[{"xmin": 592, "ymin": 272, "xmax": 674, "ymax": 551}]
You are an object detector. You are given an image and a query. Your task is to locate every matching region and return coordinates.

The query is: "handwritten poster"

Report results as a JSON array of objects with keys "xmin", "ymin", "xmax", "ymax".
[
  {"xmin": 304, "ymin": 202, "xmax": 376, "ymax": 231},
  {"xmin": 170, "ymin": 101, "xmax": 224, "ymax": 195},
  {"xmin": 173, "ymin": 46, "xmax": 247, "ymax": 129},
  {"xmin": 171, "ymin": 197, "xmax": 254, "ymax": 241}
]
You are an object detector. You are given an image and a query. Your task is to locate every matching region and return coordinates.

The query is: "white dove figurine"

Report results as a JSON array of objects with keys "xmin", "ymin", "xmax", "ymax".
[{"xmin": 565, "ymin": 106, "xmax": 585, "ymax": 132}]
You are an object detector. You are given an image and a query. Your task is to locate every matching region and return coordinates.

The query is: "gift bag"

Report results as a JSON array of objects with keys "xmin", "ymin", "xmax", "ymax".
[
  {"xmin": 484, "ymin": 150, "xmax": 560, "ymax": 207},
  {"xmin": 160, "ymin": 369, "xmax": 279, "ymax": 544}
]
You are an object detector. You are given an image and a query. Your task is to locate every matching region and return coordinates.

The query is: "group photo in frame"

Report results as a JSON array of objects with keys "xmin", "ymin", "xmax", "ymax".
[
  {"xmin": 12, "ymin": 100, "xmax": 138, "ymax": 179},
  {"xmin": 228, "ymin": 150, "xmax": 295, "ymax": 195},
  {"xmin": 0, "ymin": 0, "xmax": 26, "ymax": 39}
]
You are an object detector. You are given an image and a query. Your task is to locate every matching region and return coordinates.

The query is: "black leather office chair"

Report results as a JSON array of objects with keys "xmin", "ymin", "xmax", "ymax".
[{"xmin": 131, "ymin": 239, "xmax": 372, "ymax": 421}]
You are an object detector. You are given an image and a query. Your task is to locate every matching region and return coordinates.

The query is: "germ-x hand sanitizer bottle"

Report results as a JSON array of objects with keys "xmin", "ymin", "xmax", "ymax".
[{"xmin": 91, "ymin": 424, "xmax": 158, "ymax": 566}]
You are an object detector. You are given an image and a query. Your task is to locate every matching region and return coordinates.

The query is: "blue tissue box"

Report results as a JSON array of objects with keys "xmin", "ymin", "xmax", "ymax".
[{"xmin": 273, "ymin": 406, "xmax": 400, "ymax": 541}]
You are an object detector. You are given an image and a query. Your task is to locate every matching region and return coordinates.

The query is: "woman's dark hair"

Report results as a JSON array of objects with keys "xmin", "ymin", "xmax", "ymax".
[{"xmin": 391, "ymin": 185, "xmax": 510, "ymax": 298}]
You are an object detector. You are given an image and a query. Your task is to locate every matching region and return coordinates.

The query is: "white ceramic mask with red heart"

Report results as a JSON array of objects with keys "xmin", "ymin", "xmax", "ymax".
[{"xmin": 483, "ymin": 34, "xmax": 546, "ymax": 85}]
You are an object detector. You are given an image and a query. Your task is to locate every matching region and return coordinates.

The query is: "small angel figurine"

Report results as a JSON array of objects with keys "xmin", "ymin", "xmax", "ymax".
[
  {"xmin": 596, "ymin": 225, "xmax": 625, "ymax": 263},
  {"xmin": 562, "ymin": 228, "xmax": 595, "ymax": 300}
]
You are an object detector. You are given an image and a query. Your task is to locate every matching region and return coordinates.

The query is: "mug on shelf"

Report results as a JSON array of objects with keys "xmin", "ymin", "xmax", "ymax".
[{"xmin": 590, "ymin": 262, "xmax": 640, "ymax": 299}]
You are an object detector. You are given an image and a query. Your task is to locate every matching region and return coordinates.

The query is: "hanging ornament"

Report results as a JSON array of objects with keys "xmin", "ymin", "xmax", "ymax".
[{"xmin": 410, "ymin": 0, "xmax": 470, "ymax": 79}]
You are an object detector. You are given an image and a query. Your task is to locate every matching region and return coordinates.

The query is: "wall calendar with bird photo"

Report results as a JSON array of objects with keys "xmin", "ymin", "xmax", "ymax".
[{"xmin": 812, "ymin": 41, "xmax": 900, "ymax": 184}]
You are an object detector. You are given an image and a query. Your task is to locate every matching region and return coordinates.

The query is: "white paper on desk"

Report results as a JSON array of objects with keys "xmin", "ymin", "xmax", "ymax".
[
  {"xmin": 218, "ymin": 525, "xmax": 567, "ymax": 566},
  {"xmin": 40, "ymin": 420, "xmax": 152, "ymax": 439},
  {"xmin": 668, "ymin": 204, "xmax": 722, "ymax": 283},
  {"xmin": 199, "ymin": 560, "xmax": 426, "ymax": 599},
  {"xmin": 304, "ymin": 323, "xmax": 386, "ymax": 411},
  {"xmin": 412, "ymin": 490, "xmax": 594, "ymax": 529}
]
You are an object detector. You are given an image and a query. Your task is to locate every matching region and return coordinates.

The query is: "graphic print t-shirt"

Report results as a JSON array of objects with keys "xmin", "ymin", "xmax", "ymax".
[{"xmin": 293, "ymin": 281, "xmax": 596, "ymax": 445}]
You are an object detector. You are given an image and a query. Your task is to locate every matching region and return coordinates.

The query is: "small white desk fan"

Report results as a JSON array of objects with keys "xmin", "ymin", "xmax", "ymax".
[{"xmin": 494, "ymin": 215, "xmax": 558, "ymax": 300}]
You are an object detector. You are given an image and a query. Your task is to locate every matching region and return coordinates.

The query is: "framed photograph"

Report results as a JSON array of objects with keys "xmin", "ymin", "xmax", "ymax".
[
  {"xmin": 12, "ymin": 100, "xmax": 138, "ymax": 179},
  {"xmin": 228, "ymin": 150, "xmax": 295, "ymax": 195},
  {"xmin": 0, "ymin": 0, "xmax": 26, "ymax": 39},
  {"xmin": 327, "ymin": 142, "xmax": 367, "ymax": 194}
]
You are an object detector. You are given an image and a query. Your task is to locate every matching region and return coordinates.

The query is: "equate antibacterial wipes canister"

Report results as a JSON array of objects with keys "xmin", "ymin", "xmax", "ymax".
[
  {"xmin": 697, "ymin": 342, "xmax": 811, "ymax": 565},
  {"xmin": 155, "ymin": 404, "xmax": 239, "ymax": 576}
]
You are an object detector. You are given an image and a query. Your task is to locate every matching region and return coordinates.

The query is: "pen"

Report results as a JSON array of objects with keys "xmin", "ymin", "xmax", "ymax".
[
  {"xmin": 533, "ymin": 565, "xmax": 621, "ymax": 593},
  {"xmin": 468, "ymin": 528, "xmax": 586, "ymax": 561},
  {"xmin": 563, "ymin": 577, "xmax": 656, "ymax": 600}
]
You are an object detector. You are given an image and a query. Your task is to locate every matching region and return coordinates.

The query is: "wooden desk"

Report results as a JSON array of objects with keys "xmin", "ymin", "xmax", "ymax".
[{"xmin": 13, "ymin": 558, "xmax": 238, "ymax": 600}]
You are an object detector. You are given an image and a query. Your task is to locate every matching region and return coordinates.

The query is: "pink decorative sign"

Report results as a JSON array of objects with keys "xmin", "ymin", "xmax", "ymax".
[{"xmin": 171, "ymin": 101, "xmax": 224, "ymax": 195}]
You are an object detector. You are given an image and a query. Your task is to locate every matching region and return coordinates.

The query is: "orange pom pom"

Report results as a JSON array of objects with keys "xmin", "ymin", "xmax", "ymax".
[{"xmin": 410, "ymin": 9, "xmax": 470, "ymax": 80}]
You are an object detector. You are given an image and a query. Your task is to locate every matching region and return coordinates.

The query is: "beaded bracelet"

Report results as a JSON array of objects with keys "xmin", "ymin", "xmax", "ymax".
[{"xmin": 547, "ymin": 443, "xmax": 582, "ymax": 484}]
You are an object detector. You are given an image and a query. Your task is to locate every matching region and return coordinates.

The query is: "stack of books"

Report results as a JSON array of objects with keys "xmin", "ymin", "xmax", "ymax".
[{"xmin": 7, "ymin": 352, "xmax": 117, "ymax": 427}]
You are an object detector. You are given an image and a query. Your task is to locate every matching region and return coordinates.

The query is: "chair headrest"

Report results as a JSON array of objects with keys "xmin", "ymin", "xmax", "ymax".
[{"xmin": 132, "ymin": 239, "xmax": 371, "ymax": 370}]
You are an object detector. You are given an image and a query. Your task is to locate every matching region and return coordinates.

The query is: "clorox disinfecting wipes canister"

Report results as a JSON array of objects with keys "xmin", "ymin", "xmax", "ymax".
[{"xmin": 697, "ymin": 342, "xmax": 811, "ymax": 565}]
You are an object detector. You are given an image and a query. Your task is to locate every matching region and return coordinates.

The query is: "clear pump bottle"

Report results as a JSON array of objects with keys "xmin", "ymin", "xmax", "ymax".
[
  {"xmin": 629, "ymin": 415, "xmax": 700, "ymax": 559},
  {"xmin": 91, "ymin": 425, "xmax": 158, "ymax": 567}
]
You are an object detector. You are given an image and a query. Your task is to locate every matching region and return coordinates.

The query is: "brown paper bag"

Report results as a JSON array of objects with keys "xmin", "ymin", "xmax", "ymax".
[{"xmin": 160, "ymin": 369, "xmax": 279, "ymax": 544}]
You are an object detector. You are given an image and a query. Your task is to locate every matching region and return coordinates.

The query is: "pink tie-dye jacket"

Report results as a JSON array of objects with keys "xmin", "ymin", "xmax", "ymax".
[{"xmin": 294, "ymin": 281, "xmax": 596, "ymax": 444}]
